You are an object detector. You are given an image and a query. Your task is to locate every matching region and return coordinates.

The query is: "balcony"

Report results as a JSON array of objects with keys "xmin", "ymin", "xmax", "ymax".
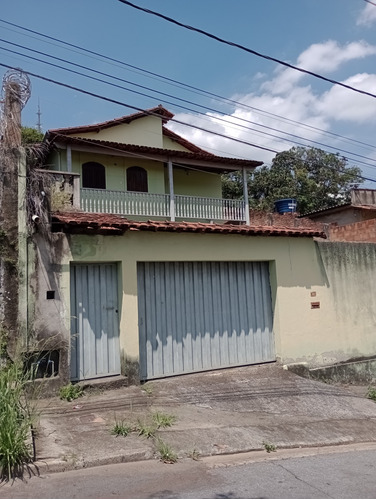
[{"xmin": 80, "ymin": 188, "xmax": 246, "ymax": 222}]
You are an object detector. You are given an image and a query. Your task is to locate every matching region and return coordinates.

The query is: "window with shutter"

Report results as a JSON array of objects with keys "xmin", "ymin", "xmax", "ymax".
[
  {"xmin": 127, "ymin": 166, "xmax": 148, "ymax": 192},
  {"xmin": 82, "ymin": 162, "xmax": 106, "ymax": 189}
]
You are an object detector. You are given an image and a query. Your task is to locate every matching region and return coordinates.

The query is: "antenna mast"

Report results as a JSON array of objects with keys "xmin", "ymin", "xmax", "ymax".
[{"xmin": 36, "ymin": 99, "xmax": 42, "ymax": 133}]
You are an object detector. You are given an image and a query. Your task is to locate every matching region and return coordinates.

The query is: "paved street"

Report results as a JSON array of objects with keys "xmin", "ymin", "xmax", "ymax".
[{"xmin": 2, "ymin": 443, "xmax": 376, "ymax": 499}]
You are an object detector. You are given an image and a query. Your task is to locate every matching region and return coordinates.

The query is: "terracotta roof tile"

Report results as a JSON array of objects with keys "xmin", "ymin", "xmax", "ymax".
[
  {"xmin": 46, "ymin": 133, "xmax": 262, "ymax": 170},
  {"xmin": 48, "ymin": 105, "xmax": 174, "ymax": 135},
  {"xmin": 51, "ymin": 212, "xmax": 327, "ymax": 238}
]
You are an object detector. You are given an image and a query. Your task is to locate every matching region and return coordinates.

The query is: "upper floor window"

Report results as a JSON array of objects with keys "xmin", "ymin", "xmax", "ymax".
[
  {"xmin": 127, "ymin": 166, "xmax": 148, "ymax": 192},
  {"xmin": 82, "ymin": 162, "xmax": 106, "ymax": 189}
]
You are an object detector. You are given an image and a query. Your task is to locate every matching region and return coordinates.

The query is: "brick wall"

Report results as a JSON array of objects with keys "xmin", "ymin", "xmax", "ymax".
[
  {"xmin": 249, "ymin": 210, "xmax": 325, "ymax": 231},
  {"xmin": 329, "ymin": 218, "xmax": 376, "ymax": 242}
]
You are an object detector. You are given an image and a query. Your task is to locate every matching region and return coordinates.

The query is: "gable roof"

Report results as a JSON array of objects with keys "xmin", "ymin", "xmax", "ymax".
[
  {"xmin": 43, "ymin": 104, "xmax": 263, "ymax": 172},
  {"xmin": 48, "ymin": 105, "xmax": 174, "ymax": 136}
]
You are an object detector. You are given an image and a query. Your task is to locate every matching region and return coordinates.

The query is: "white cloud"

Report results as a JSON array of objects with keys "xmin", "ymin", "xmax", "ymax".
[
  {"xmin": 318, "ymin": 73, "xmax": 376, "ymax": 122},
  {"xmin": 168, "ymin": 41, "xmax": 376, "ymax": 167},
  {"xmin": 297, "ymin": 40, "xmax": 376, "ymax": 72},
  {"xmin": 263, "ymin": 40, "xmax": 376, "ymax": 95},
  {"xmin": 357, "ymin": 3, "xmax": 376, "ymax": 27}
]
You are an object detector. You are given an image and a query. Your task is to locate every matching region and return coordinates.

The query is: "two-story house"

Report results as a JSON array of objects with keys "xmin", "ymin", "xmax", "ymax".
[{"xmin": 27, "ymin": 105, "xmax": 335, "ymax": 386}]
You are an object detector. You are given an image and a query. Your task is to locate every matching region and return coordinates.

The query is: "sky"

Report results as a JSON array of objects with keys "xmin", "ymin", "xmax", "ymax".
[{"xmin": 1, "ymin": 0, "xmax": 376, "ymax": 186}]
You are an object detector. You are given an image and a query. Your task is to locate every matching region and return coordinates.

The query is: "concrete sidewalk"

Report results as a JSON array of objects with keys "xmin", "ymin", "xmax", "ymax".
[{"xmin": 33, "ymin": 364, "xmax": 376, "ymax": 474}]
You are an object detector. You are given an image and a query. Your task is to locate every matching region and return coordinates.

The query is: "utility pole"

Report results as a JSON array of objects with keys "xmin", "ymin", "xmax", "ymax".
[{"xmin": 0, "ymin": 69, "xmax": 30, "ymax": 356}]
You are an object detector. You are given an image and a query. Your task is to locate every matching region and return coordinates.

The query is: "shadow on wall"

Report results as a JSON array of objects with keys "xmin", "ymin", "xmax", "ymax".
[{"xmin": 317, "ymin": 241, "xmax": 376, "ymax": 322}]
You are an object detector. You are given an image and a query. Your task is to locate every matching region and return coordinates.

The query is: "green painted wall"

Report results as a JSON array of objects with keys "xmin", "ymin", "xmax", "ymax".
[
  {"xmin": 48, "ymin": 150, "xmax": 223, "ymax": 198},
  {"xmin": 70, "ymin": 115, "xmax": 164, "ymax": 148},
  {"xmin": 169, "ymin": 166, "xmax": 222, "ymax": 198}
]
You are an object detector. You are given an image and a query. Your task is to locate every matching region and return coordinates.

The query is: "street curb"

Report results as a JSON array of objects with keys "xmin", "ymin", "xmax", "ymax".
[{"xmin": 30, "ymin": 436, "xmax": 376, "ymax": 476}]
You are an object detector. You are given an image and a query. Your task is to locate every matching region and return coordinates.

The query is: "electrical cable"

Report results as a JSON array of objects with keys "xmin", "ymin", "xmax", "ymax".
[
  {"xmin": 1, "ymin": 41, "xmax": 376, "ymax": 166},
  {"xmin": 1, "ymin": 61, "xmax": 374, "ymax": 185},
  {"xmin": 0, "ymin": 18, "xmax": 374, "ymax": 152},
  {"xmin": 0, "ymin": 61, "xmax": 278, "ymax": 154},
  {"xmin": 118, "ymin": 0, "xmax": 376, "ymax": 100}
]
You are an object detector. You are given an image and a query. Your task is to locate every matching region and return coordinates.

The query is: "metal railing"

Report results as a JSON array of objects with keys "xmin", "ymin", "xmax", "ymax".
[{"xmin": 81, "ymin": 188, "xmax": 245, "ymax": 222}]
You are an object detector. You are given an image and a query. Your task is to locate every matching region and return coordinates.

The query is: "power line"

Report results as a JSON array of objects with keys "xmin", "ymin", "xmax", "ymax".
[
  {"xmin": 2, "ymin": 41, "xmax": 376, "ymax": 167},
  {"xmin": 118, "ymin": 0, "xmax": 376, "ymax": 101},
  {"xmin": 364, "ymin": 0, "xmax": 376, "ymax": 6},
  {"xmin": 0, "ymin": 62, "xmax": 278, "ymax": 155},
  {"xmin": 1, "ymin": 62, "xmax": 375, "ymax": 185},
  {"xmin": 0, "ymin": 18, "xmax": 374, "ymax": 152}
]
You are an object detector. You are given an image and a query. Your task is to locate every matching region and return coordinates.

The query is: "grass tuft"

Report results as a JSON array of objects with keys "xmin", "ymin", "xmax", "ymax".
[
  {"xmin": 0, "ymin": 361, "xmax": 34, "ymax": 480},
  {"xmin": 156, "ymin": 438, "xmax": 177, "ymax": 463},
  {"xmin": 152, "ymin": 411, "xmax": 176, "ymax": 429},
  {"xmin": 111, "ymin": 420, "xmax": 133, "ymax": 437},
  {"xmin": 366, "ymin": 386, "xmax": 376, "ymax": 402},
  {"xmin": 137, "ymin": 420, "xmax": 157, "ymax": 439}
]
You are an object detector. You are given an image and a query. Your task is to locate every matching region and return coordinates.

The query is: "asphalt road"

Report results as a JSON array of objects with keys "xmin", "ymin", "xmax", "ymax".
[{"xmin": 2, "ymin": 443, "xmax": 376, "ymax": 499}]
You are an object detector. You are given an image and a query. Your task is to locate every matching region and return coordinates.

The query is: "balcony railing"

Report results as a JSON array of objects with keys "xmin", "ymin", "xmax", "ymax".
[{"xmin": 81, "ymin": 188, "xmax": 246, "ymax": 222}]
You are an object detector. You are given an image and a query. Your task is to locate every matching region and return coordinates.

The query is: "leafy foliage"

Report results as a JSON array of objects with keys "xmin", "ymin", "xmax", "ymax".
[
  {"xmin": 21, "ymin": 127, "xmax": 43, "ymax": 145},
  {"xmin": 366, "ymin": 386, "xmax": 376, "ymax": 402},
  {"xmin": 223, "ymin": 146, "xmax": 362, "ymax": 214},
  {"xmin": 59, "ymin": 383, "xmax": 83, "ymax": 402}
]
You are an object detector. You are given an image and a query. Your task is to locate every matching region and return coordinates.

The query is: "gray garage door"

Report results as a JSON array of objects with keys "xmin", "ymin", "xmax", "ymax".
[
  {"xmin": 70, "ymin": 263, "xmax": 120, "ymax": 381},
  {"xmin": 137, "ymin": 261, "xmax": 275, "ymax": 380}
]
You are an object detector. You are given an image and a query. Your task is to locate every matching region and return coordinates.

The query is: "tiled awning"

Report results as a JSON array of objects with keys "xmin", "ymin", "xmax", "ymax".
[{"xmin": 51, "ymin": 211, "xmax": 327, "ymax": 238}]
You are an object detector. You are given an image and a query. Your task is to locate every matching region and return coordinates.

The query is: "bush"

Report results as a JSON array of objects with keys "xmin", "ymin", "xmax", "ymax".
[{"xmin": 0, "ymin": 362, "xmax": 34, "ymax": 480}]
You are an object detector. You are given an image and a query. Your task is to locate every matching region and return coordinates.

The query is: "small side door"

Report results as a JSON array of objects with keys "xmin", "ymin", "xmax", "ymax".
[{"xmin": 70, "ymin": 263, "xmax": 120, "ymax": 381}]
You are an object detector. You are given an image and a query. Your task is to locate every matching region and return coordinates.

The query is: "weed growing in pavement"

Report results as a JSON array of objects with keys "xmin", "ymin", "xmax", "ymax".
[
  {"xmin": 262, "ymin": 441, "xmax": 277, "ymax": 453},
  {"xmin": 59, "ymin": 383, "xmax": 83, "ymax": 402},
  {"xmin": 61, "ymin": 452, "xmax": 79, "ymax": 466},
  {"xmin": 152, "ymin": 411, "xmax": 176, "ymax": 429},
  {"xmin": 156, "ymin": 438, "xmax": 178, "ymax": 463},
  {"xmin": 137, "ymin": 420, "xmax": 157, "ymax": 439},
  {"xmin": 111, "ymin": 420, "xmax": 133, "ymax": 437},
  {"xmin": 187, "ymin": 448, "xmax": 200, "ymax": 461},
  {"xmin": 141, "ymin": 382, "xmax": 153, "ymax": 396},
  {"xmin": 0, "ymin": 360, "xmax": 35, "ymax": 481},
  {"xmin": 109, "ymin": 411, "xmax": 178, "ymax": 464},
  {"xmin": 366, "ymin": 386, "xmax": 376, "ymax": 402}
]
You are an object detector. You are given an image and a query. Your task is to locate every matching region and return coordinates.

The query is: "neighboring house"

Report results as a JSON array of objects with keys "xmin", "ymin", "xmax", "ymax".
[
  {"xmin": 304, "ymin": 189, "xmax": 376, "ymax": 242},
  {"xmin": 19, "ymin": 106, "xmax": 376, "ymax": 387}
]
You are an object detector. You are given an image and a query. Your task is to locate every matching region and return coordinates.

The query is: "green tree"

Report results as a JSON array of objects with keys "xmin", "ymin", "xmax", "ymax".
[
  {"xmin": 223, "ymin": 146, "xmax": 362, "ymax": 214},
  {"xmin": 21, "ymin": 127, "xmax": 43, "ymax": 145}
]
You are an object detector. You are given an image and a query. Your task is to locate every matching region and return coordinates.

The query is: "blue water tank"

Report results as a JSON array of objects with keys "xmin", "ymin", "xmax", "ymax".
[{"xmin": 274, "ymin": 198, "xmax": 297, "ymax": 214}]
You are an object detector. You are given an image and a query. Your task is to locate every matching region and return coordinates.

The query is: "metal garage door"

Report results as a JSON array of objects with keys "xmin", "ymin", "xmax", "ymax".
[
  {"xmin": 70, "ymin": 263, "xmax": 120, "ymax": 381},
  {"xmin": 138, "ymin": 261, "xmax": 275, "ymax": 380}
]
